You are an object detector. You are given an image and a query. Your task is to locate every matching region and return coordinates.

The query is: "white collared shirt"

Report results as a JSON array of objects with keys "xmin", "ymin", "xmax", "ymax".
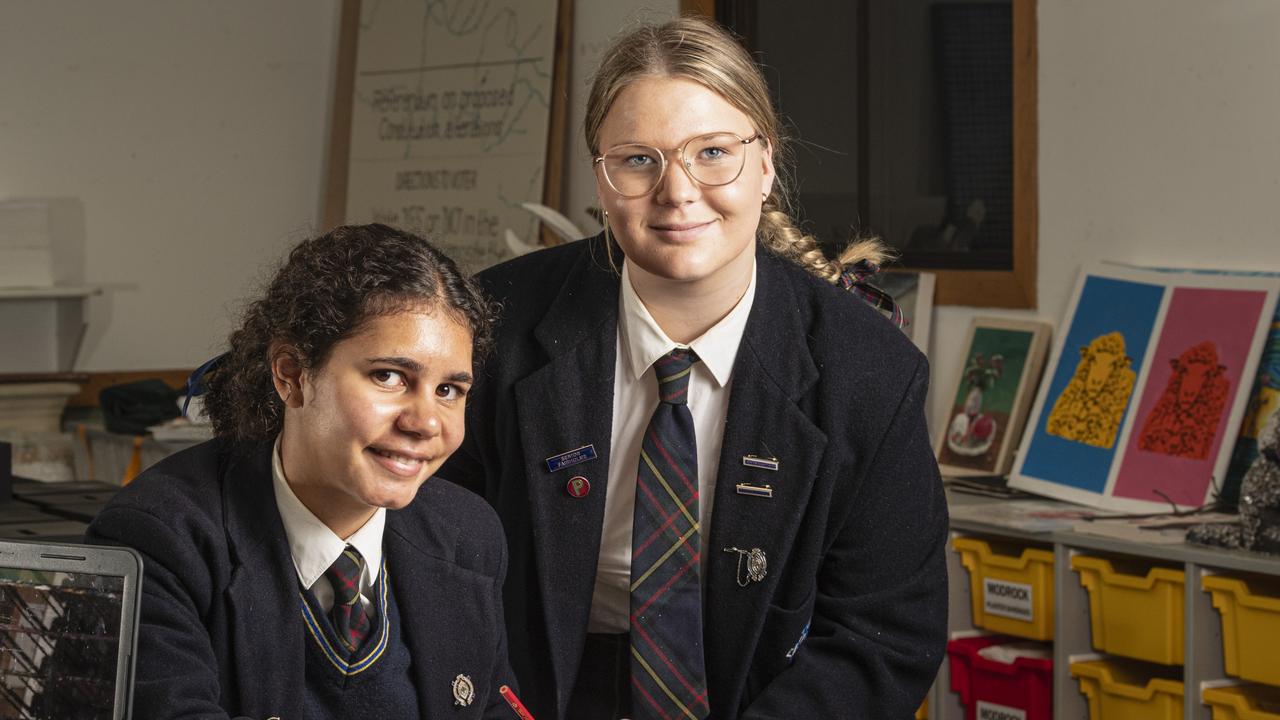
[
  {"xmin": 271, "ymin": 436, "xmax": 385, "ymax": 613},
  {"xmin": 586, "ymin": 260, "xmax": 757, "ymax": 633}
]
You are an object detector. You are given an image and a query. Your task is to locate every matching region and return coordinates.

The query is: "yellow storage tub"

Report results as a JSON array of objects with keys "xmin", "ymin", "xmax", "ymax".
[
  {"xmin": 1203, "ymin": 574, "xmax": 1280, "ymax": 686},
  {"xmin": 1070, "ymin": 658, "xmax": 1184, "ymax": 720},
  {"xmin": 1071, "ymin": 554, "xmax": 1185, "ymax": 665},
  {"xmin": 1203, "ymin": 684, "xmax": 1280, "ymax": 720},
  {"xmin": 953, "ymin": 536, "xmax": 1055, "ymax": 640}
]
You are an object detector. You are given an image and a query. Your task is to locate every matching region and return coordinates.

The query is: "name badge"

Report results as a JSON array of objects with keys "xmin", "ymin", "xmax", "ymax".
[{"xmin": 545, "ymin": 444, "xmax": 597, "ymax": 473}]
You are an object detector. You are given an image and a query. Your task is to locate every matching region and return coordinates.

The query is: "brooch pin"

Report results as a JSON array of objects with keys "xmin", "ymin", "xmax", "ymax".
[
  {"xmin": 452, "ymin": 674, "xmax": 475, "ymax": 707},
  {"xmin": 723, "ymin": 546, "xmax": 768, "ymax": 586}
]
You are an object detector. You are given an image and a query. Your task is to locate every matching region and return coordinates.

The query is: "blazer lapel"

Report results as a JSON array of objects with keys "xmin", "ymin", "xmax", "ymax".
[
  {"xmin": 385, "ymin": 515, "xmax": 452, "ymax": 717},
  {"xmin": 386, "ymin": 509, "xmax": 501, "ymax": 718},
  {"xmin": 220, "ymin": 446, "xmax": 305, "ymax": 718},
  {"xmin": 703, "ymin": 253, "xmax": 828, "ymax": 706},
  {"xmin": 513, "ymin": 240, "xmax": 621, "ymax": 704}
]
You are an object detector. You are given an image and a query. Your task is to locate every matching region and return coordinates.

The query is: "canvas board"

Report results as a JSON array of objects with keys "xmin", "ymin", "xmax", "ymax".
[
  {"xmin": 878, "ymin": 271, "xmax": 936, "ymax": 354},
  {"xmin": 936, "ymin": 317, "xmax": 1051, "ymax": 477},
  {"xmin": 1010, "ymin": 263, "xmax": 1279, "ymax": 512},
  {"xmin": 1104, "ymin": 262, "xmax": 1280, "ymax": 506}
]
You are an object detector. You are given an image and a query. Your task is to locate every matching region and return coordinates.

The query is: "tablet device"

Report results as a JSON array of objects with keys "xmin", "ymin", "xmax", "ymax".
[{"xmin": 0, "ymin": 540, "xmax": 143, "ymax": 719}]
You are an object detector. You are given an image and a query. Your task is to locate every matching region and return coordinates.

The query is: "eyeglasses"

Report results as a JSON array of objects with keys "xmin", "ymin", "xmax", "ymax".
[{"xmin": 593, "ymin": 131, "xmax": 762, "ymax": 198}]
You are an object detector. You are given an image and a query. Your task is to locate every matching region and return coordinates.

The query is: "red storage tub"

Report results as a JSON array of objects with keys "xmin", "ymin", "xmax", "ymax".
[{"xmin": 948, "ymin": 635, "xmax": 1053, "ymax": 720}]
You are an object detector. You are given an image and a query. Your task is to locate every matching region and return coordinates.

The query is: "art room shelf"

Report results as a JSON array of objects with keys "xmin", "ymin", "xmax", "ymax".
[{"xmin": 929, "ymin": 491, "xmax": 1280, "ymax": 720}]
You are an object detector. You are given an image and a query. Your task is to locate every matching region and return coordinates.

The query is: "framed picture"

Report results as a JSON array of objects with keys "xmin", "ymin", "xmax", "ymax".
[
  {"xmin": 1010, "ymin": 263, "xmax": 1280, "ymax": 512},
  {"xmin": 936, "ymin": 317, "xmax": 1051, "ymax": 477}
]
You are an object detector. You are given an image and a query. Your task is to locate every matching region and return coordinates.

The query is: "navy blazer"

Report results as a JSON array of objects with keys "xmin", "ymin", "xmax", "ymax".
[
  {"xmin": 87, "ymin": 439, "xmax": 516, "ymax": 720},
  {"xmin": 441, "ymin": 236, "xmax": 949, "ymax": 719}
]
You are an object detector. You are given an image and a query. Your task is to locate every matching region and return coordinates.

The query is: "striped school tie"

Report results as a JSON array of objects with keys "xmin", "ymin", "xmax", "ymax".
[
  {"xmin": 324, "ymin": 546, "xmax": 372, "ymax": 654},
  {"xmin": 630, "ymin": 349, "xmax": 709, "ymax": 720}
]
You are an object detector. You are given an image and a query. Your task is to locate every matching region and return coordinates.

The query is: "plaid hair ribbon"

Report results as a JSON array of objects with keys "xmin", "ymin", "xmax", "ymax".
[{"xmin": 839, "ymin": 259, "xmax": 907, "ymax": 329}]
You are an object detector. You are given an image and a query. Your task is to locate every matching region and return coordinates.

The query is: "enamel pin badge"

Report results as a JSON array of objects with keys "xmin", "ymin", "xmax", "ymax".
[
  {"xmin": 742, "ymin": 454, "xmax": 779, "ymax": 471},
  {"xmin": 566, "ymin": 475, "xmax": 591, "ymax": 498},
  {"xmin": 723, "ymin": 546, "xmax": 768, "ymax": 586},
  {"xmin": 452, "ymin": 674, "xmax": 475, "ymax": 707},
  {"xmin": 545, "ymin": 444, "xmax": 597, "ymax": 473}
]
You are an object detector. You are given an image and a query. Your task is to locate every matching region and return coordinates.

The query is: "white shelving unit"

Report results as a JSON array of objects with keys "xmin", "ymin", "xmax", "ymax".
[{"xmin": 932, "ymin": 491, "xmax": 1280, "ymax": 720}]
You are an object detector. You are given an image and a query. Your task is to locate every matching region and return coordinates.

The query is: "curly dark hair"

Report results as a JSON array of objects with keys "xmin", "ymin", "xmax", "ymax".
[{"xmin": 203, "ymin": 223, "xmax": 497, "ymax": 444}]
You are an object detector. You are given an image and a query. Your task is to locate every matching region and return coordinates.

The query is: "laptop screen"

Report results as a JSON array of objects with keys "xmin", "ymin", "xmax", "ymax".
[{"xmin": 0, "ymin": 565, "xmax": 127, "ymax": 719}]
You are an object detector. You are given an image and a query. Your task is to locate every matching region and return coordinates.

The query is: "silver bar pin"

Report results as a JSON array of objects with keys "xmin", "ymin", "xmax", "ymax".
[
  {"xmin": 735, "ymin": 482, "xmax": 774, "ymax": 498},
  {"xmin": 742, "ymin": 454, "xmax": 779, "ymax": 471}
]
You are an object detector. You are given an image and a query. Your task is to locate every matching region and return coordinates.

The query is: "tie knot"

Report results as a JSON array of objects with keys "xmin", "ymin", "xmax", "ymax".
[
  {"xmin": 655, "ymin": 349, "xmax": 698, "ymax": 405},
  {"xmin": 324, "ymin": 546, "xmax": 366, "ymax": 607}
]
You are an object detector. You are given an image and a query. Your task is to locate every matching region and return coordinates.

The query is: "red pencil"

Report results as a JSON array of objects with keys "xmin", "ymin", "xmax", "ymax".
[{"xmin": 499, "ymin": 684, "xmax": 536, "ymax": 720}]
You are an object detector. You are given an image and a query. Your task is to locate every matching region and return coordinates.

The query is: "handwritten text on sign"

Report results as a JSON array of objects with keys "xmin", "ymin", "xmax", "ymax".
[{"xmin": 344, "ymin": 1, "xmax": 559, "ymax": 272}]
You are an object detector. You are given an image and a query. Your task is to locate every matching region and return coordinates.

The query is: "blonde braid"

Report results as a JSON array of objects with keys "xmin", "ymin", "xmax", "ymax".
[{"xmin": 758, "ymin": 193, "xmax": 892, "ymax": 284}]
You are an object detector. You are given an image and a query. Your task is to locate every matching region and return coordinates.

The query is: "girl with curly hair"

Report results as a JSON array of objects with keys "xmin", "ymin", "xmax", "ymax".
[{"xmin": 88, "ymin": 224, "xmax": 517, "ymax": 719}]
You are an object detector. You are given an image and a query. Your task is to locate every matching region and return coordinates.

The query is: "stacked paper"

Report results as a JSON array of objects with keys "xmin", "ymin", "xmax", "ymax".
[{"xmin": 0, "ymin": 201, "xmax": 54, "ymax": 288}]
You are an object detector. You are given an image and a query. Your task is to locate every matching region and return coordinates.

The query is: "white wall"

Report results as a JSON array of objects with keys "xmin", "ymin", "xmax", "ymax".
[
  {"xmin": 0, "ymin": 0, "xmax": 677, "ymax": 372},
  {"xmin": 926, "ymin": 0, "xmax": 1280, "ymax": 437},
  {"xmin": 3, "ymin": 0, "xmax": 1277, "ymax": 404},
  {"xmin": 0, "ymin": 1, "xmax": 342, "ymax": 370}
]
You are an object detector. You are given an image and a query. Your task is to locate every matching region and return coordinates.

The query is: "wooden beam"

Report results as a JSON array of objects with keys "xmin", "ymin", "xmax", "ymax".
[
  {"xmin": 322, "ymin": 0, "xmax": 361, "ymax": 231},
  {"xmin": 541, "ymin": 0, "xmax": 574, "ymax": 246}
]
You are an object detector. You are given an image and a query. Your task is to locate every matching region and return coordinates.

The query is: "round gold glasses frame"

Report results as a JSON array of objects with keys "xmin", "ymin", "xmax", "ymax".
[{"xmin": 593, "ymin": 132, "xmax": 763, "ymax": 198}]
